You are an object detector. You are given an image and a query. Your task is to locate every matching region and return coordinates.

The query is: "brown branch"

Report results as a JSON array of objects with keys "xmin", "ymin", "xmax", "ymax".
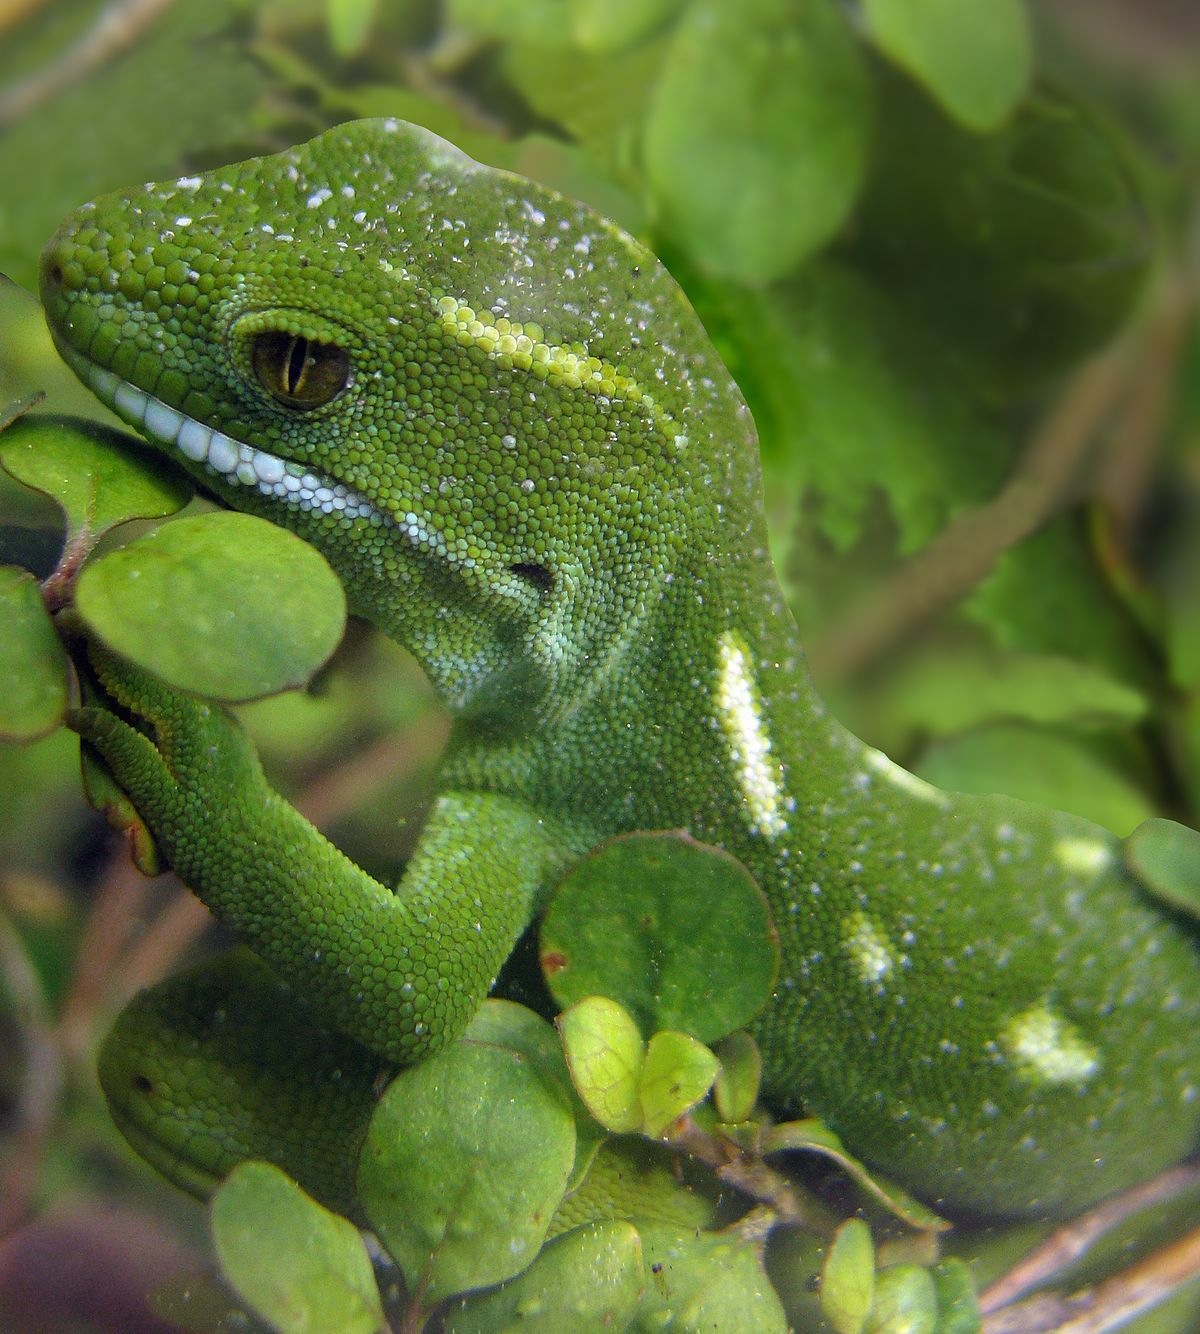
[
  {"xmin": 979, "ymin": 1160, "xmax": 1200, "ymax": 1314},
  {"xmin": 0, "ymin": 0, "xmax": 174, "ymax": 128},
  {"xmin": 809, "ymin": 344, "xmax": 1134, "ymax": 683}
]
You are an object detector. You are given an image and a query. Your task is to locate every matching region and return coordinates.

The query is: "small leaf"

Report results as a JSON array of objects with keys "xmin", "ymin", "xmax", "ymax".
[
  {"xmin": 930, "ymin": 1259, "xmax": 981, "ymax": 1334},
  {"xmin": 764, "ymin": 1120, "xmax": 950, "ymax": 1233},
  {"xmin": 75, "ymin": 511, "xmax": 346, "ymax": 702},
  {"xmin": 821, "ymin": 1219, "xmax": 875, "ymax": 1334},
  {"xmin": 357, "ymin": 1003, "xmax": 576, "ymax": 1302},
  {"xmin": 541, "ymin": 831, "xmax": 778, "ymax": 1043},
  {"xmin": 0, "ymin": 414, "xmax": 190, "ymax": 546},
  {"xmin": 445, "ymin": 1219, "xmax": 645, "ymax": 1332},
  {"xmin": 326, "ymin": 0, "xmax": 380, "ymax": 58},
  {"xmin": 558, "ymin": 996, "xmax": 645, "ymax": 1134},
  {"xmin": 863, "ymin": 0, "xmax": 1031, "ymax": 131},
  {"xmin": 867, "ymin": 1264, "xmax": 937, "ymax": 1334},
  {"xmin": 639, "ymin": 1031, "xmax": 719, "ymax": 1137},
  {"xmin": 643, "ymin": 0, "xmax": 870, "ymax": 284},
  {"xmin": 211, "ymin": 1162, "xmax": 385, "ymax": 1334},
  {"xmin": 1125, "ymin": 819, "xmax": 1200, "ymax": 922},
  {"xmin": 568, "ymin": 0, "xmax": 683, "ymax": 52},
  {"xmin": 713, "ymin": 1031, "xmax": 763, "ymax": 1124},
  {"xmin": 0, "ymin": 566, "xmax": 67, "ymax": 741},
  {"xmin": 636, "ymin": 1224, "xmax": 788, "ymax": 1332}
]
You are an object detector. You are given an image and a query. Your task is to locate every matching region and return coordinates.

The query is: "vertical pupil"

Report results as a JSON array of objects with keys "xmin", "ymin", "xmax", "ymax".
[{"xmin": 285, "ymin": 336, "xmax": 310, "ymax": 395}]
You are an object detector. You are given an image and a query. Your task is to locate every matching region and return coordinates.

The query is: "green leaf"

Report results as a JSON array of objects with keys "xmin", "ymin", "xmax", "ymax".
[
  {"xmin": 444, "ymin": 1219, "xmax": 645, "ymax": 1332},
  {"xmin": 636, "ymin": 1225, "xmax": 788, "ymax": 1332},
  {"xmin": 713, "ymin": 1031, "xmax": 763, "ymax": 1124},
  {"xmin": 74, "ymin": 511, "xmax": 346, "ymax": 702},
  {"xmin": 211, "ymin": 1162, "xmax": 385, "ymax": 1334},
  {"xmin": 541, "ymin": 832, "xmax": 778, "ymax": 1043},
  {"xmin": 863, "ymin": 0, "xmax": 1030, "ymax": 131},
  {"xmin": 764, "ymin": 1120, "xmax": 949, "ymax": 1233},
  {"xmin": 930, "ymin": 1259, "xmax": 981, "ymax": 1334},
  {"xmin": 448, "ymin": 0, "xmax": 561, "ymax": 41},
  {"xmin": 867, "ymin": 1264, "xmax": 937, "ymax": 1334},
  {"xmin": 568, "ymin": 0, "xmax": 683, "ymax": 53},
  {"xmin": 0, "ymin": 414, "xmax": 190, "ymax": 546},
  {"xmin": 915, "ymin": 725, "xmax": 1156, "ymax": 837},
  {"xmin": 0, "ymin": 567, "xmax": 67, "ymax": 741},
  {"xmin": 643, "ymin": 0, "xmax": 870, "ymax": 284},
  {"xmin": 325, "ymin": 0, "xmax": 380, "ymax": 57},
  {"xmin": 357, "ymin": 1002, "xmax": 576, "ymax": 1303},
  {"xmin": 1125, "ymin": 819, "xmax": 1200, "ymax": 922},
  {"xmin": 821, "ymin": 1219, "xmax": 875, "ymax": 1334},
  {"xmin": 638, "ymin": 1031, "xmax": 719, "ymax": 1137},
  {"xmin": 558, "ymin": 996, "xmax": 645, "ymax": 1134}
]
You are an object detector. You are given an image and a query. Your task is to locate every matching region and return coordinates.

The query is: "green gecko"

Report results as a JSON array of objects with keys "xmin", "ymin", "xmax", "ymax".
[{"xmin": 39, "ymin": 119, "xmax": 1200, "ymax": 1219}]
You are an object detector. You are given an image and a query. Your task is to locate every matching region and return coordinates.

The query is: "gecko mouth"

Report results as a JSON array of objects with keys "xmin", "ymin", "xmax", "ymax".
[{"xmin": 55, "ymin": 340, "xmax": 385, "ymax": 525}]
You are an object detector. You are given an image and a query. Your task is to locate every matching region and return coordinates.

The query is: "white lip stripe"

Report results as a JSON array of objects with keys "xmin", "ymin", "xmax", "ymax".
[{"xmin": 59, "ymin": 344, "xmax": 384, "ymax": 526}]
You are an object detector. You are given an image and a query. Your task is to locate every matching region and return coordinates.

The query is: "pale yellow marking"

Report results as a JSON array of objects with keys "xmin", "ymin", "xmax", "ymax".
[
  {"xmin": 843, "ymin": 910, "xmax": 895, "ymax": 990},
  {"xmin": 1001, "ymin": 1002, "xmax": 1099, "ymax": 1086},
  {"xmin": 432, "ymin": 295, "xmax": 685, "ymax": 449},
  {"xmin": 715, "ymin": 631, "xmax": 786, "ymax": 839},
  {"xmin": 866, "ymin": 747, "xmax": 950, "ymax": 808},
  {"xmin": 1053, "ymin": 837, "xmax": 1113, "ymax": 877}
]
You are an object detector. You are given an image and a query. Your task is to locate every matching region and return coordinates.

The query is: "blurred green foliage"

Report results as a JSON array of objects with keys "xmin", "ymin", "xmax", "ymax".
[{"xmin": 3, "ymin": 0, "xmax": 1200, "ymax": 1329}]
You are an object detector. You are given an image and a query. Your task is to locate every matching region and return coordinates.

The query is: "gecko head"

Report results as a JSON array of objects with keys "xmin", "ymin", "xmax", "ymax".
[{"xmin": 41, "ymin": 118, "xmax": 759, "ymax": 722}]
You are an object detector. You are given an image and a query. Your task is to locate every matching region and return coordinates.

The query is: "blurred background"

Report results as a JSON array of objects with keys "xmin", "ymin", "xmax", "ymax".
[{"xmin": 2, "ymin": 0, "xmax": 1200, "ymax": 1328}]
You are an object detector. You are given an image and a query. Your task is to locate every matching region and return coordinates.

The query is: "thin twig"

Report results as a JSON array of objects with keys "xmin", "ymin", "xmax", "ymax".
[
  {"xmin": 809, "ymin": 344, "xmax": 1134, "ymax": 683},
  {"xmin": 0, "ymin": 0, "xmax": 174, "ymax": 128},
  {"xmin": 979, "ymin": 1161, "xmax": 1200, "ymax": 1313}
]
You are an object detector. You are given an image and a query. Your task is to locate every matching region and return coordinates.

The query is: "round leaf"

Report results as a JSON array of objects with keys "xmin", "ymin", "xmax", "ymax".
[
  {"xmin": 557, "ymin": 996, "xmax": 645, "ymax": 1135},
  {"xmin": 863, "ymin": 0, "xmax": 1030, "ymax": 132},
  {"xmin": 639, "ymin": 1031, "xmax": 718, "ymax": 1138},
  {"xmin": 643, "ymin": 0, "xmax": 870, "ymax": 284},
  {"xmin": 0, "ymin": 414, "xmax": 190, "ymax": 544},
  {"xmin": 357, "ymin": 1005, "xmax": 576, "ymax": 1303},
  {"xmin": 865, "ymin": 1264, "xmax": 937, "ymax": 1334},
  {"xmin": 74, "ymin": 511, "xmax": 346, "ymax": 701},
  {"xmin": 636, "ymin": 1224, "xmax": 788, "ymax": 1332},
  {"xmin": 211, "ymin": 1162, "xmax": 385, "ymax": 1334},
  {"xmin": 821, "ymin": 1219, "xmax": 875, "ymax": 1334},
  {"xmin": 1125, "ymin": 819, "xmax": 1200, "ymax": 922},
  {"xmin": 445, "ymin": 1220, "xmax": 645, "ymax": 1333},
  {"xmin": 541, "ymin": 831, "xmax": 778, "ymax": 1043},
  {"xmin": 0, "ymin": 566, "xmax": 67, "ymax": 740}
]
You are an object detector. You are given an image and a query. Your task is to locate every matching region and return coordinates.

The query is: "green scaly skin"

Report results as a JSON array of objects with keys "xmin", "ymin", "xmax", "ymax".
[{"xmin": 40, "ymin": 120, "xmax": 1200, "ymax": 1218}]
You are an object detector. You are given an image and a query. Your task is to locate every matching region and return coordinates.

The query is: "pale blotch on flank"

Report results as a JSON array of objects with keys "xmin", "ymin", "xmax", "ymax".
[
  {"xmin": 1053, "ymin": 837, "xmax": 1113, "ymax": 877},
  {"xmin": 865, "ymin": 747, "xmax": 950, "ymax": 808},
  {"xmin": 843, "ymin": 910, "xmax": 896, "ymax": 991},
  {"xmin": 715, "ymin": 630, "xmax": 787, "ymax": 839},
  {"xmin": 1001, "ymin": 1001, "xmax": 1099, "ymax": 1086}
]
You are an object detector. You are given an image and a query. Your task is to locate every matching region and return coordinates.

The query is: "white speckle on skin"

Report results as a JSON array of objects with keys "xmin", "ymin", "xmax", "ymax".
[
  {"xmin": 306, "ymin": 187, "xmax": 333, "ymax": 208},
  {"xmin": 715, "ymin": 630, "xmax": 787, "ymax": 838},
  {"xmin": 1053, "ymin": 837, "xmax": 1113, "ymax": 877},
  {"xmin": 1001, "ymin": 1001, "xmax": 1100, "ymax": 1086},
  {"xmin": 865, "ymin": 748, "xmax": 950, "ymax": 807},
  {"xmin": 843, "ymin": 910, "xmax": 895, "ymax": 990}
]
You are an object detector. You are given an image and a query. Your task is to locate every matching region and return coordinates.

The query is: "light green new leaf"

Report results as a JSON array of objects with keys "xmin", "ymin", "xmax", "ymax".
[
  {"xmin": 558, "ymin": 995, "xmax": 645, "ymax": 1134},
  {"xmin": 1125, "ymin": 819, "xmax": 1200, "ymax": 922},
  {"xmin": 821, "ymin": 1219, "xmax": 875, "ymax": 1334},
  {"xmin": 0, "ymin": 414, "xmax": 190, "ymax": 546},
  {"xmin": 75, "ymin": 511, "xmax": 346, "ymax": 702},
  {"xmin": 0, "ymin": 566, "xmax": 68, "ymax": 741},
  {"xmin": 326, "ymin": 0, "xmax": 380, "ymax": 58},
  {"xmin": 445, "ymin": 1220, "xmax": 645, "ymax": 1332},
  {"xmin": 358, "ymin": 1004, "xmax": 576, "ymax": 1302},
  {"xmin": 713, "ymin": 1031, "xmax": 763, "ymax": 1124},
  {"xmin": 930, "ymin": 1259, "xmax": 981, "ymax": 1334},
  {"xmin": 644, "ymin": 0, "xmax": 870, "ymax": 284},
  {"xmin": 639, "ymin": 1031, "xmax": 718, "ymax": 1137},
  {"xmin": 211, "ymin": 1162, "xmax": 385, "ymax": 1334},
  {"xmin": 864, "ymin": 0, "xmax": 1031, "ymax": 131},
  {"xmin": 568, "ymin": 0, "xmax": 682, "ymax": 52},
  {"xmin": 867, "ymin": 1264, "xmax": 937, "ymax": 1334}
]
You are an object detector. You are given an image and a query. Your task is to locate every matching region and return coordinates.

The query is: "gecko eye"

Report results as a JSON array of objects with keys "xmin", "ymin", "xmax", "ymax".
[{"xmin": 251, "ymin": 331, "xmax": 351, "ymax": 410}]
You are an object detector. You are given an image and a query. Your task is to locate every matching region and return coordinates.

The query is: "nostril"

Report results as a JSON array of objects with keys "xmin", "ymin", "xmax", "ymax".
[{"xmin": 48, "ymin": 262, "xmax": 64, "ymax": 286}]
